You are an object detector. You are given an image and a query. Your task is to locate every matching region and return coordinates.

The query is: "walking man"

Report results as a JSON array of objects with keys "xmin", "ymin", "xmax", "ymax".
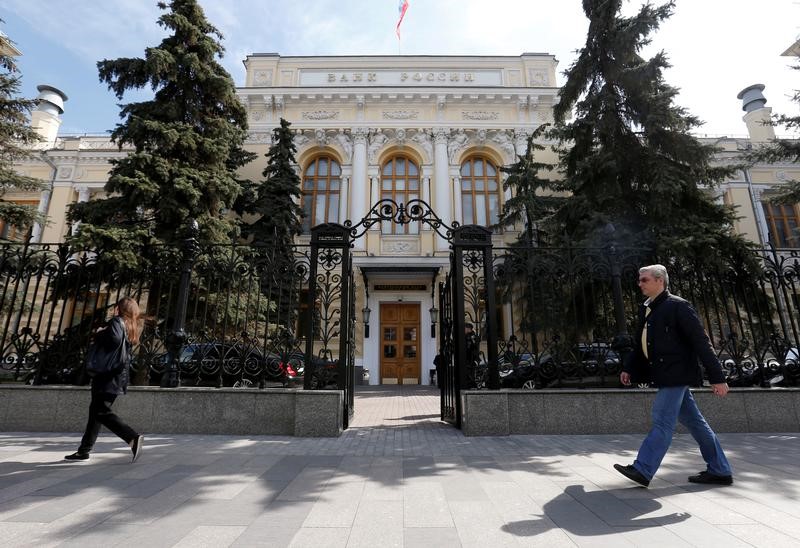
[{"xmin": 614, "ymin": 264, "xmax": 733, "ymax": 487}]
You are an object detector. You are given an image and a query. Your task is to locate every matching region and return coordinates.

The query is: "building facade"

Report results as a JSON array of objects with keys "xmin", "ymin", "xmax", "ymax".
[{"xmin": 5, "ymin": 52, "xmax": 800, "ymax": 385}]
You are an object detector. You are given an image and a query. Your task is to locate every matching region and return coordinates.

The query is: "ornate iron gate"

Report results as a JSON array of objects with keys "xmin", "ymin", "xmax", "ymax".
[
  {"xmin": 439, "ymin": 225, "xmax": 500, "ymax": 427},
  {"xmin": 438, "ymin": 274, "xmax": 457, "ymax": 424},
  {"xmin": 305, "ymin": 224, "xmax": 355, "ymax": 427}
]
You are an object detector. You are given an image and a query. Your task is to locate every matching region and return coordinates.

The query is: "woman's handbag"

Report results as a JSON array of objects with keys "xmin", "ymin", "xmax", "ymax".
[{"xmin": 85, "ymin": 319, "xmax": 129, "ymax": 378}]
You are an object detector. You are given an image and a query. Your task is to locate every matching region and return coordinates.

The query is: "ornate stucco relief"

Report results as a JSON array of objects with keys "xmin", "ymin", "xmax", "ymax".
[
  {"xmin": 253, "ymin": 70, "xmax": 273, "ymax": 85},
  {"xmin": 302, "ymin": 110, "xmax": 340, "ymax": 120},
  {"xmin": 462, "ymin": 111, "xmax": 499, "ymax": 120},
  {"xmin": 382, "ymin": 110, "xmax": 419, "ymax": 120},
  {"xmin": 381, "ymin": 237, "xmax": 420, "ymax": 256}
]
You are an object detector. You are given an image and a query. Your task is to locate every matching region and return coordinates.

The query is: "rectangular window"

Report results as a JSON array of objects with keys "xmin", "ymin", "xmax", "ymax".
[
  {"xmin": 0, "ymin": 200, "xmax": 39, "ymax": 242},
  {"xmin": 763, "ymin": 202, "xmax": 800, "ymax": 248},
  {"xmin": 69, "ymin": 291, "xmax": 109, "ymax": 328}
]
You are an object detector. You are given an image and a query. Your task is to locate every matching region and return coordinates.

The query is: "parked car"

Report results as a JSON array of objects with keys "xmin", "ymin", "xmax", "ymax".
[
  {"xmin": 263, "ymin": 349, "xmax": 305, "ymax": 388},
  {"xmin": 497, "ymin": 343, "xmax": 621, "ymax": 389},
  {"xmin": 156, "ymin": 342, "xmax": 274, "ymax": 388},
  {"xmin": 156, "ymin": 342, "xmax": 342, "ymax": 389},
  {"xmin": 723, "ymin": 346, "xmax": 800, "ymax": 387}
]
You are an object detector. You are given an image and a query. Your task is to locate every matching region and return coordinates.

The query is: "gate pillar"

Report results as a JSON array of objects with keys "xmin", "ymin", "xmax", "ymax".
[
  {"xmin": 443, "ymin": 225, "xmax": 499, "ymax": 427},
  {"xmin": 306, "ymin": 223, "xmax": 355, "ymax": 427}
]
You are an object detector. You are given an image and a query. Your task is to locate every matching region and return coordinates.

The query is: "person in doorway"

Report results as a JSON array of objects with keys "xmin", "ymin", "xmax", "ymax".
[
  {"xmin": 614, "ymin": 264, "xmax": 732, "ymax": 487},
  {"xmin": 65, "ymin": 297, "xmax": 144, "ymax": 463},
  {"xmin": 433, "ymin": 353, "xmax": 444, "ymax": 389}
]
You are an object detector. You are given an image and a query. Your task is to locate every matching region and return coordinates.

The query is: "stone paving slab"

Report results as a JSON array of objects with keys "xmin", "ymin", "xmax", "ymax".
[{"xmin": 0, "ymin": 385, "xmax": 798, "ymax": 547}]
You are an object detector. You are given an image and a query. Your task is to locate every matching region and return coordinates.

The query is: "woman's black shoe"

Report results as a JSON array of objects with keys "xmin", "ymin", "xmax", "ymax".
[
  {"xmin": 131, "ymin": 435, "xmax": 144, "ymax": 463},
  {"xmin": 64, "ymin": 452, "xmax": 89, "ymax": 461}
]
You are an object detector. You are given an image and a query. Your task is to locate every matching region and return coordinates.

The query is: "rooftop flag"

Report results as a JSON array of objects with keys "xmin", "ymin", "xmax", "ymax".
[{"xmin": 396, "ymin": 0, "xmax": 409, "ymax": 39}]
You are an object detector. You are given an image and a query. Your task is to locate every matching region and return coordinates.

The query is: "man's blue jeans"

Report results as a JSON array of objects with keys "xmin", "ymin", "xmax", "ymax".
[{"xmin": 633, "ymin": 385, "xmax": 732, "ymax": 480}]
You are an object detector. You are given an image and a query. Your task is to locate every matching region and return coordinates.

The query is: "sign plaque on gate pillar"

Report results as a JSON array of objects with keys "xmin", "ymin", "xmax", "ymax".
[
  {"xmin": 311, "ymin": 223, "xmax": 352, "ymax": 248},
  {"xmin": 453, "ymin": 225, "xmax": 492, "ymax": 247}
]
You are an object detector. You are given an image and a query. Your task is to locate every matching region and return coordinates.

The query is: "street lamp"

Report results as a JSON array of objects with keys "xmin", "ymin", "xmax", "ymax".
[
  {"xmin": 362, "ymin": 305, "xmax": 371, "ymax": 338},
  {"xmin": 429, "ymin": 306, "xmax": 439, "ymax": 337}
]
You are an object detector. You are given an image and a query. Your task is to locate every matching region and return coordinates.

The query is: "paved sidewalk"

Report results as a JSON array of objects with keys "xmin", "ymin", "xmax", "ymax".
[{"xmin": 1, "ymin": 385, "xmax": 799, "ymax": 547}]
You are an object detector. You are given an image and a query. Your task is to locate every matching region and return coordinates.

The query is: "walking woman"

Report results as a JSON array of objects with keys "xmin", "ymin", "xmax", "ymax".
[{"xmin": 65, "ymin": 297, "xmax": 144, "ymax": 462}]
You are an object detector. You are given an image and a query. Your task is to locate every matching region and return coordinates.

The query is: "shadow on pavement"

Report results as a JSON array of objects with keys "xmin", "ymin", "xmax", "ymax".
[{"xmin": 503, "ymin": 484, "xmax": 690, "ymax": 537}]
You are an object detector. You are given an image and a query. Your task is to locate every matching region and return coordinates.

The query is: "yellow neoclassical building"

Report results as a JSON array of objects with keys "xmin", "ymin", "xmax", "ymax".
[{"xmin": 5, "ymin": 51, "xmax": 800, "ymax": 384}]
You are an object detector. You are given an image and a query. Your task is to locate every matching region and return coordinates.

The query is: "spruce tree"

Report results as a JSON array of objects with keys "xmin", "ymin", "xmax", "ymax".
[
  {"xmin": 0, "ymin": 26, "xmax": 46, "ymax": 240},
  {"xmin": 550, "ymin": 0, "xmax": 751, "ymax": 261},
  {"xmin": 747, "ymin": 55, "xmax": 800, "ymax": 207},
  {"xmin": 68, "ymin": 0, "xmax": 255, "ymax": 261},
  {"xmin": 237, "ymin": 118, "xmax": 304, "ymax": 331},
  {"xmin": 494, "ymin": 124, "xmax": 560, "ymax": 245},
  {"xmin": 240, "ymin": 118, "xmax": 304, "ymax": 249}
]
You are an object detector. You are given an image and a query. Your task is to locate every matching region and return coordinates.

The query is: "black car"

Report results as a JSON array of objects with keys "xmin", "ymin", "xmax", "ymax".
[
  {"xmin": 498, "ymin": 343, "xmax": 622, "ymax": 389},
  {"xmin": 156, "ymin": 342, "xmax": 274, "ymax": 388}
]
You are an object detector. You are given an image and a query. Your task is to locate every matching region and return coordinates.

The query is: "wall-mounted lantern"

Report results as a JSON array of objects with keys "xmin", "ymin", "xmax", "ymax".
[
  {"xmin": 429, "ymin": 306, "xmax": 439, "ymax": 338},
  {"xmin": 362, "ymin": 306, "xmax": 371, "ymax": 338}
]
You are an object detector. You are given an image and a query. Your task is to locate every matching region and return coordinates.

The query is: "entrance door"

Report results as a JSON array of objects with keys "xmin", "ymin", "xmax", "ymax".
[{"xmin": 380, "ymin": 303, "xmax": 421, "ymax": 384}]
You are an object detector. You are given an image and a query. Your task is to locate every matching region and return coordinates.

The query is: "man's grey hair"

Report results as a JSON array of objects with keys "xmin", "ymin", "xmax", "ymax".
[{"xmin": 640, "ymin": 264, "xmax": 669, "ymax": 290}]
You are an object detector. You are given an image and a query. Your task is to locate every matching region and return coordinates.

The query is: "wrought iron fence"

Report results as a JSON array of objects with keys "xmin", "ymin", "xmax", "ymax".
[
  {"xmin": 0, "ymin": 239, "xmax": 347, "ymax": 389},
  {"xmin": 465, "ymin": 245, "xmax": 800, "ymax": 389},
  {"xmin": 3, "ymin": 237, "xmax": 798, "ymax": 391}
]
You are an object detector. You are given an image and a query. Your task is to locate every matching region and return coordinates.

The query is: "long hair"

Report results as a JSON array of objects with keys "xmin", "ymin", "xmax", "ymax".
[{"xmin": 116, "ymin": 297, "xmax": 142, "ymax": 345}]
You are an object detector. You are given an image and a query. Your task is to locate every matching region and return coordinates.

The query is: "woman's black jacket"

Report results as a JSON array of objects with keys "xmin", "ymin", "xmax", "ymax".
[
  {"xmin": 90, "ymin": 316, "xmax": 131, "ymax": 396},
  {"xmin": 623, "ymin": 291, "xmax": 726, "ymax": 387}
]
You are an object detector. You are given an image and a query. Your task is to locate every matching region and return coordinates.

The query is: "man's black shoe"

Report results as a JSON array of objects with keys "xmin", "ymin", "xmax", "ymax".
[
  {"xmin": 64, "ymin": 452, "xmax": 89, "ymax": 461},
  {"xmin": 688, "ymin": 471, "xmax": 733, "ymax": 485},
  {"xmin": 614, "ymin": 463, "xmax": 650, "ymax": 487}
]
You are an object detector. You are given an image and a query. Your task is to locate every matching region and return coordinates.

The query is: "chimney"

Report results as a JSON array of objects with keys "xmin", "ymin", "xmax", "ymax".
[
  {"xmin": 736, "ymin": 84, "xmax": 775, "ymax": 142},
  {"xmin": 31, "ymin": 85, "xmax": 68, "ymax": 145}
]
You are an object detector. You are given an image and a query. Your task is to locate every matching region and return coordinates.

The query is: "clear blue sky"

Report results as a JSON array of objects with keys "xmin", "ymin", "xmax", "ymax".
[{"xmin": 2, "ymin": 0, "xmax": 798, "ymax": 137}]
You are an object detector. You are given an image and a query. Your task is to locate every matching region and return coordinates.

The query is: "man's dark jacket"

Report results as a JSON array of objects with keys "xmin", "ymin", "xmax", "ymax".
[
  {"xmin": 623, "ymin": 291, "xmax": 726, "ymax": 387},
  {"xmin": 90, "ymin": 316, "xmax": 131, "ymax": 396}
]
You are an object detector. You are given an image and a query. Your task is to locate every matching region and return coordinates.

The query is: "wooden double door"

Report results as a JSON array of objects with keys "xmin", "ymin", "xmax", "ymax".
[{"xmin": 380, "ymin": 303, "xmax": 420, "ymax": 384}]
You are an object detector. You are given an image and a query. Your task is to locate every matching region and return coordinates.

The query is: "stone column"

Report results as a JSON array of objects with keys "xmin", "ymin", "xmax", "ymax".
[
  {"xmin": 433, "ymin": 128, "xmax": 451, "ymax": 251},
  {"xmin": 421, "ymin": 168, "xmax": 432, "ymax": 226},
  {"xmin": 452, "ymin": 173, "xmax": 463, "ymax": 226},
  {"xmin": 30, "ymin": 189, "xmax": 51, "ymax": 243},
  {"xmin": 369, "ymin": 174, "xmax": 380, "ymax": 211},
  {"xmin": 339, "ymin": 174, "xmax": 350, "ymax": 223},
  {"xmin": 351, "ymin": 128, "xmax": 368, "ymax": 250},
  {"xmin": 71, "ymin": 185, "xmax": 91, "ymax": 235},
  {"xmin": 751, "ymin": 186, "xmax": 771, "ymax": 246},
  {"xmin": 368, "ymin": 170, "xmax": 381, "ymax": 235}
]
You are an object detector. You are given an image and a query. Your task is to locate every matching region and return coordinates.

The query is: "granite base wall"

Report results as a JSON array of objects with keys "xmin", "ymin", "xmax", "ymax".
[
  {"xmin": 0, "ymin": 386, "xmax": 343, "ymax": 437},
  {"xmin": 461, "ymin": 388, "xmax": 800, "ymax": 436}
]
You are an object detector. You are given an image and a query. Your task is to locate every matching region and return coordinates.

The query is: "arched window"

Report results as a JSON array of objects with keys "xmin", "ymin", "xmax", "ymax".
[
  {"xmin": 381, "ymin": 156, "xmax": 420, "ymax": 235},
  {"xmin": 301, "ymin": 156, "xmax": 341, "ymax": 232},
  {"xmin": 460, "ymin": 157, "xmax": 501, "ymax": 226}
]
